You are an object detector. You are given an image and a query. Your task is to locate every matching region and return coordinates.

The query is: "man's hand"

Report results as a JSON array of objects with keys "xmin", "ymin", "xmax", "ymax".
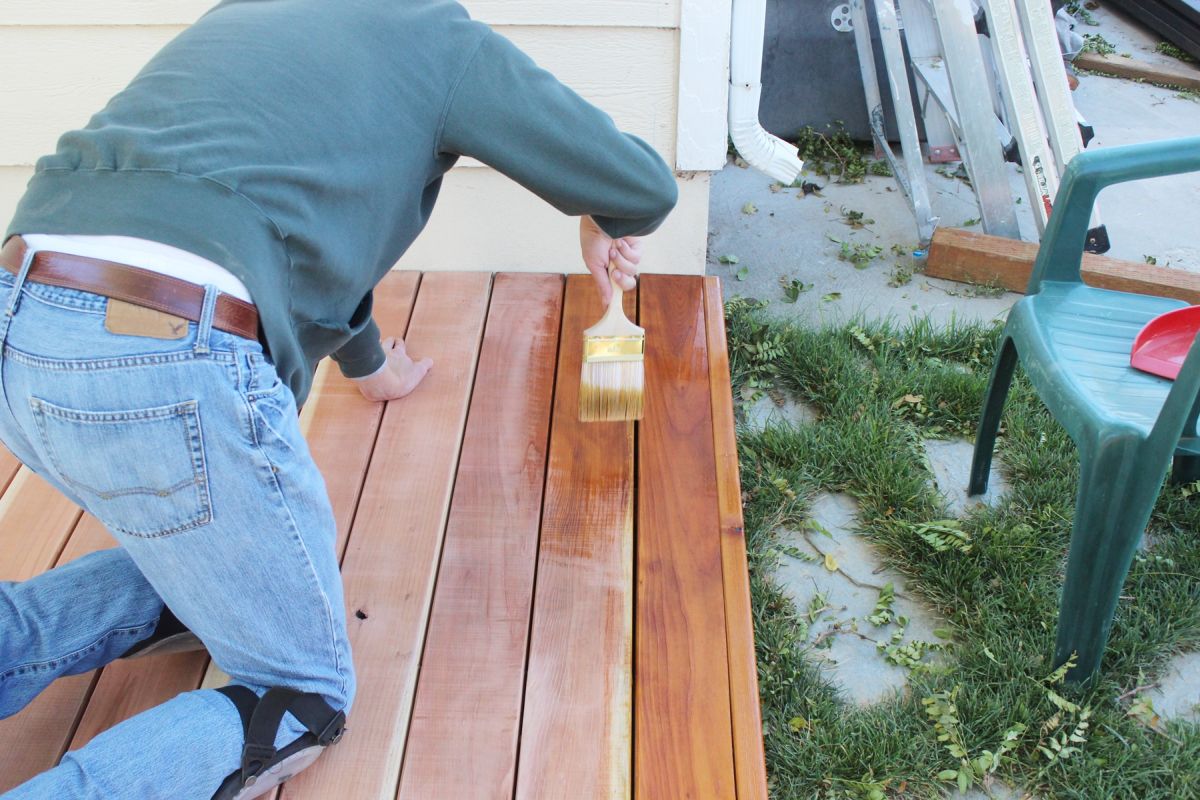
[
  {"xmin": 352, "ymin": 337, "xmax": 433, "ymax": 402},
  {"xmin": 580, "ymin": 215, "xmax": 644, "ymax": 306}
]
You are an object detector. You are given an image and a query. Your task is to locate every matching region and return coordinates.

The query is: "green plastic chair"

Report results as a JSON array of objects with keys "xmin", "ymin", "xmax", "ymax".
[{"xmin": 969, "ymin": 136, "xmax": 1200, "ymax": 683}]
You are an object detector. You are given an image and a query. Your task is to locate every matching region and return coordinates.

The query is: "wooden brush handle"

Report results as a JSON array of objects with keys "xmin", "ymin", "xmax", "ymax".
[
  {"xmin": 599, "ymin": 268, "xmax": 627, "ymax": 325},
  {"xmin": 586, "ymin": 264, "xmax": 644, "ymax": 338}
]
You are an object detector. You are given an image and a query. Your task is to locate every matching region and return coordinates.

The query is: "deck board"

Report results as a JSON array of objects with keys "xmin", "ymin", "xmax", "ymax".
[
  {"xmin": 0, "ymin": 272, "xmax": 768, "ymax": 799},
  {"xmin": 704, "ymin": 278, "xmax": 769, "ymax": 800},
  {"xmin": 0, "ymin": 470, "xmax": 83, "ymax": 582},
  {"xmin": 516, "ymin": 275, "xmax": 636, "ymax": 800},
  {"xmin": 206, "ymin": 271, "xmax": 421, "ymax": 727},
  {"xmin": 0, "ymin": 516, "xmax": 111, "ymax": 792},
  {"xmin": 281, "ymin": 271, "xmax": 491, "ymax": 800},
  {"xmin": 398, "ymin": 273, "xmax": 562, "ymax": 798},
  {"xmin": 67, "ymin": 272, "xmax": 424, "ymax": 760},
  {"xmin": 62, "ymin": 517, "xmax": 210, "ymax": 753},
  {"xmin": 301, "ymin": 271, "xmax": 422, "ymax": 559},
  {"xmin": 635, "ymin": 275, "xmax": 736, "ymax": 799},
  {"xmin": 0, "ymin": 448, "xmax": 21, "ymax": 496}
]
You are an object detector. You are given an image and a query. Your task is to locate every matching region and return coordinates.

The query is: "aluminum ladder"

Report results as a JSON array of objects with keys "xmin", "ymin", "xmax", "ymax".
[{"xmin": 850, "ymin": 0, "xmax": 1108, "ymax": 250}]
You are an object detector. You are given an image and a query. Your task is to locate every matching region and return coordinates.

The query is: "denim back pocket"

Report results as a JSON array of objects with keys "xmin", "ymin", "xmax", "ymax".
[{"xmin": 29, "ymin": 397, "xmax": 212, "ymax": 538}]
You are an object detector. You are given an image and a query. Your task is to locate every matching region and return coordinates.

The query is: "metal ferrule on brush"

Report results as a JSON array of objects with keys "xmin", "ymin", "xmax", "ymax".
[{"xmin": 583, "ymin": 336, "xmax": 645, "ymax": 362}]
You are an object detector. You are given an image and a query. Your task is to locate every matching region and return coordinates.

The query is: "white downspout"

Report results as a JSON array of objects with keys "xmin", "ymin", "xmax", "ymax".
[{"xmin": 729, "ymin": 0, "xmax": 804, "ymax": 183}]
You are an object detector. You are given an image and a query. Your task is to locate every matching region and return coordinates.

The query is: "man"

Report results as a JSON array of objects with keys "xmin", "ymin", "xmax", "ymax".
[{"xmin": 0, "ymin": 0, "xmax": 676, "ymax": 797}]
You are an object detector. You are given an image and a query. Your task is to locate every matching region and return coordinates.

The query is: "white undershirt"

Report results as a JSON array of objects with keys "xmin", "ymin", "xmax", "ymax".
[{"xmin": 21, "ymin": 234, "xmax": 254, "ymax": 303}]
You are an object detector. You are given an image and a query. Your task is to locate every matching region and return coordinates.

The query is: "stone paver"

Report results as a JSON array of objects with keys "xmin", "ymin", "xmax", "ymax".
[
  {"xmin": 771, "ymin": 492, "xmax": 947, "ymax": 706},
  {"xmin": 956, "ymin": 782, "xmax": 1034, "ymax": 800},
  {"xmin": 923, "ymin": 438, "xmax": 1009, "ymax": 516},
  {"xmin": 741, "ymin": 386, "xmax": 817, "ymax": 431},
  {"xmin": 1147, "ymin": 651, "xmax": 1200, "ymax": 723}
]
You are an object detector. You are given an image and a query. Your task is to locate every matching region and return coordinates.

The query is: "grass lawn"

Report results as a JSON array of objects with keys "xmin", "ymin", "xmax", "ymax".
[{"xmin": 725, "ymin": 297, "xmax": 1200, "ymax": 799}]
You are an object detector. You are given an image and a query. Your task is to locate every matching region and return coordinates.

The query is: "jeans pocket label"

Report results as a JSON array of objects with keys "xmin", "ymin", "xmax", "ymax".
[{"xmin": 104, "ymin": 300, "xmax": 190, "ymax": 340}]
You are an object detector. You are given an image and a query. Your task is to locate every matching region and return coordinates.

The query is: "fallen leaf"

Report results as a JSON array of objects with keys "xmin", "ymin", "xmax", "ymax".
[
  {"xmin": 821, "ymin": 292, "xmax": 842, "ymax": 302},
  {"xmin": 823, "ymin": 553, "xmax": 839, "ymax": 571},
  {"xmin": 736, "ymin": 266, "xmax": 750, "ymax": 281},
  {"xmin": 718, "ymin": 254, "xmax": 740, "ymax": 265},
  {"xmin": 742, "ymin": 202, "xmax": 758, "ymax": 215}
]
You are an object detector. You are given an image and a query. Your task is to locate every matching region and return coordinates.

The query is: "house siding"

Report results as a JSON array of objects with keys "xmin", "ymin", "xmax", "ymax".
[{"xmin": 2, "ymin": 0, "xmax": 715, "ymax": 273}]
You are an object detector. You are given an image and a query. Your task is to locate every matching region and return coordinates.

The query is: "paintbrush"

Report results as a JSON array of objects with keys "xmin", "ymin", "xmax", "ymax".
[{"xmin": 579, "ymin": 267, "xmax": 644, "ymax": 422}]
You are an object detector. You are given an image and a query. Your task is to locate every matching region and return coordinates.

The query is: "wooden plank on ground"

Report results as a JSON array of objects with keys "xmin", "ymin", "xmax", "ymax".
[
  {"xmin": 300, "ymin": 270, "xmax": 421, "ymax": 558},
  {"xmin": 207, "ymin": 273, "xmax": 420, "ymax": 695},
  {"xmin": 0, "ymin": 470, "xmax": 83, "ymax": 581},
  {"xmin": 72, "ymin": 275, "xmax": 415, "ymax": 751},
  {"xmin": 0, "ymin": 272, "xmax": 423, "ymax": 792},
  {"xmin": 703, "ymin": 277, "xmax": 769, "ymax": 800},
  {"xmin": 280, "ymin": 272, "xmax": 491, "ymax": 800},
  {"xmin": 61, "ymin": 513, "xmax": 209, "ymax": 754},
  {"xmin": 0, "ymin": 516, "xmax": 113, "ymax": 793},
  {"xmin": 926, "ymin": 226, "xmax": 1200, "ymax": 301},
  {"xmin": 68, "ymin": 650, "xmax": 210, "ymax": 751},
  {"xmin": 635, "ymin": 275, "xmax": 735, "ymax": 799},
  {"xmin": 398, "ymin": 273, "xmax": 562, "ymax": 798},
  {"xmin": 0, "ymin": 447, "xmax": 22, "ymax": 495},
  {"xmin": 515, "ymin": 275, "xmax": 635, "ymax": 800},
  {"xmin": 1075, "ymin": 51, "xmax": 1200, "ymax": 91}
]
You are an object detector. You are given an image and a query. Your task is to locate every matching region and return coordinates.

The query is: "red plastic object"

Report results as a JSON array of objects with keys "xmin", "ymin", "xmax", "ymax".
[{"xmin": 1130, "ymin": 305, "xmax": 1200, "ymax": 380}]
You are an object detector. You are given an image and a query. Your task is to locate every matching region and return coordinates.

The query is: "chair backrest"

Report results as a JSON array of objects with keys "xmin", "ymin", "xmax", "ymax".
[{"xmin": 1026, "ymin": 136, "xmax": 1200, "ymax": 295}]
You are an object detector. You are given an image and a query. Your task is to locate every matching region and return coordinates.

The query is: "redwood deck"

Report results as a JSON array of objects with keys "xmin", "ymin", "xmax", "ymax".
[{"xmin": 0, "ymin": 273, "xmax": 767, "ymax": 799}]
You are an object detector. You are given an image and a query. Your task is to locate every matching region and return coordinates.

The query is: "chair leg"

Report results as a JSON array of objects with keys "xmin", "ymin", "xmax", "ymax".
[
  {"xmin": 969, "ymin": 337, "xmax": 1018, "ymax": 496},
  {"xmin": 1169, "ymin": 453, "xmax": 1200, "ymax": 486},
  {"xmin": 1054, "ymin": 435, "xmax": 1165, "ymax": 683}
]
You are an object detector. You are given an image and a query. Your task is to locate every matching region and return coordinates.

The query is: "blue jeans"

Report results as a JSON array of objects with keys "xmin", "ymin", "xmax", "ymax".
[{"xmin": 0, "ymin": 251, "xmax": 355, "ymax": 798}]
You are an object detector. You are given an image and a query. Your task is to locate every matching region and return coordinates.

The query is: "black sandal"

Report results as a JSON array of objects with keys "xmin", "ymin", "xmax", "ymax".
[
  {"xmin": 211, "ymin": 685, "xmax": 346, "ymax": 800},
  {"xmin": 120, "ymin": 606, "xmax": 205, "ymax": 659}
]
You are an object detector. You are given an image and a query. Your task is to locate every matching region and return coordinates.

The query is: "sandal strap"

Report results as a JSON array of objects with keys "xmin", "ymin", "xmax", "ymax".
[{"xmin": 216, "ymin": 685, "xmax": 346, "ymax": 786}]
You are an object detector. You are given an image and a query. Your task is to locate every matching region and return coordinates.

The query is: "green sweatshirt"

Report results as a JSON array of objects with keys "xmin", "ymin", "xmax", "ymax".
[{"xmin": 5, "ymin": 0, "xmax": 678, "ymax": 405}]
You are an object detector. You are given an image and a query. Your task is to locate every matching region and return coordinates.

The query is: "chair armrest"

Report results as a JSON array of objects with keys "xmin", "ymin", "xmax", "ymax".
[
  {"xmin": 1027, "ymin": 137, "xmax": 1200, "ymax": 294},
  {"xmin": 1148, "ymin": 329, "xmax": 1200, "ymax": 457}
]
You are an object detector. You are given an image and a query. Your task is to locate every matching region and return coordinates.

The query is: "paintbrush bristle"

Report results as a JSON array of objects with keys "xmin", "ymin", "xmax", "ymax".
[{"xmin": 579, "ymin": 358, "xmax": 644, "ymax": 422}]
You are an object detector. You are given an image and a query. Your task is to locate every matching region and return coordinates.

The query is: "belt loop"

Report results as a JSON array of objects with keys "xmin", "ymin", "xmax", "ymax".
[
  {"xmin": 5, "ymin": 246, "xmax": 36, "ymax": 318},
  {"xmin": 194, "ymin": 285, "xmax": 220, "ymax": 355},
  {"xmin": 0, "ymin": 245, "xmax": 36, "ymax": 350}
]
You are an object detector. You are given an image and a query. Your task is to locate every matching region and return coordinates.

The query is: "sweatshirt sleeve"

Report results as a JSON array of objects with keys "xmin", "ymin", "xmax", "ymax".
[
  {"xmin": 331, "ymin": 315, "xmax": 386, "ymax": 379},
  {"xmin": 438, "ymin": 30, "xmax": 678, "ymax": 239}
]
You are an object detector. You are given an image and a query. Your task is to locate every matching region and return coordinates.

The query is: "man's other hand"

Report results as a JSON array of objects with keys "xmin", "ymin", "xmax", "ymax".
[
  {"xmin": 580, "ymin": 215, "xmax": 643, "ymax": 306},
  {"xmin": 352, "ymin": 337, "xmax": 433, "ymax": 402}
]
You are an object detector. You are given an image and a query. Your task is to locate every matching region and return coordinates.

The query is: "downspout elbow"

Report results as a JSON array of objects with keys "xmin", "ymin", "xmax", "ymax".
[{"xmin": 729, "ymin": 0, "xmax": 804, "ymax": 184}]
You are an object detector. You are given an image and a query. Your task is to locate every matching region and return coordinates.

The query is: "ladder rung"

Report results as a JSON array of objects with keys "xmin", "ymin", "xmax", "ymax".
[
  {"xmin": 912, "ymin": 57, "xmax": 957, "ymax": 126},
  {"xmin": 913, "ymin": 56, "xmax": 1013, "ymax": 153}
]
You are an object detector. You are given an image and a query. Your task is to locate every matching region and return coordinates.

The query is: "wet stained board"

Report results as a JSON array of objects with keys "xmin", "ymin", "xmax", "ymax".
[
  {"xmin": 515, "ymin": 276, "xmax": 636, "ymax": 800},
  {"xmin": 0, "ymin": 273, "xmax": 766, "ymax": 799},
  {"xmin": 704, "ymin": 278, "xmax": 769, "ymax": 800},
  {"xmin": 636, "ymin": 275, "xmax": 735, "ymax": 799}
]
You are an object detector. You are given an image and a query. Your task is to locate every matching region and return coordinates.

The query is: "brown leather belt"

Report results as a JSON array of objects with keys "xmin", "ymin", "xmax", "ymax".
[{"xmin": 0, "ymin": 236, "xmax": 259, "ymax": 340}]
